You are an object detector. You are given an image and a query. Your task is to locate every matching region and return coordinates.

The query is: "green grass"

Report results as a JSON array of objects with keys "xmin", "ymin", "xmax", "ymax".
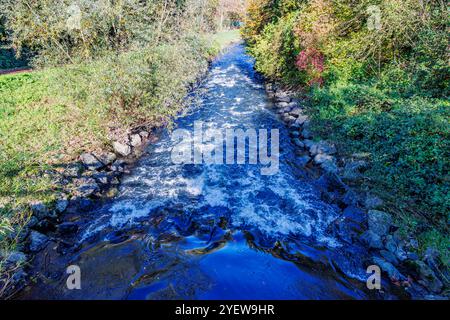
[
  {"xmin": 210, "ymin": 29, "xmax": 241, "ymax": 49},
  {"xmin": 0, "ymin": 70, "xmax": 108, "ymax": 243},
  {"xmin": 308, "ymin": 82, "xmax": 450, "ymax": 264}
]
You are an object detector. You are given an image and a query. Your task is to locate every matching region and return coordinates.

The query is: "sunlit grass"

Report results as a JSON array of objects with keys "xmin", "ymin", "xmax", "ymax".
[{"xmin": 210, "ymin": 29, "xmax": 241, "ymax": 49}]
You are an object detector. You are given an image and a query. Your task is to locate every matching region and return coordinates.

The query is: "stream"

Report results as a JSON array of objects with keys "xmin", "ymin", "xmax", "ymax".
[{"xmin": 19, "ymin": 44, "xmax": 402, "ymax": 300}]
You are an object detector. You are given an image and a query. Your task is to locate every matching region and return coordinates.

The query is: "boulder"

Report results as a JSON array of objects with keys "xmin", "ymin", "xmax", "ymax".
[
  {"xmin": 80, "ymin": 153, "xmax": 103, "ymax": 171},
  {"xmin": 290, "ymin": 130, "xmax": 300, "ymax": 138},
  {"xmin": 294, "ymin": 115, "xmax": 309, "ymax": 127},
  {"xmin": 303, "ymin": 139, "xmax": 315, "ymax": 149},
  {"xmin": 275, "ymin": 101, "xmax": 290, "ymax": 108},
  {"xmin": 29, "ymin": 201, "xmax": 51, "ymax": 220},
  {"xmin": 313, "ymin": 153, "xmax": 335, "ymax": 165},
  {"xmin": 5, "ymin": 251, "xmax": 27, "ymax": 265},
  {"xmin": 292, "ymin": 138, "xmax": 304, "ymax": 148},
  {"xmin": 361, "ymin": 230, "xmax": 383, "ymax": 249},
  {"xmin": 384, "ymin": 235, "xmax": 398, "ymax": 254},
  {"xmin": 130, "ymin": 134, "xmax": 142, "ymax": 147},
  {"xmin": 302, "ymin": 128, "xmax": 312, "ymax": 139},
  {"xmin": 320, "ymin": 160, "xmax": 338, "ymax": 174},
  {"xmin": 63, "ymin": 163, "xmax": 83, "ymax": 178},
  {"xmin": 55, "ymin": 198, "xmax": 69, "ymax": 213},
  {"xmin": 139, "ymin": 131, "xmax": 149, "ymax": 139},
  {"xmin": 310, "ymin": 141, "xmax": 337, "ymax": 156},
  {"xmin": 332, "ymin": 218, "xmax": 364, "ymax": 244},
  {"xmin": 416, "ymin": 260, "xmax": 443, "ymax": 293},
  {"xmin": 368, "ymin": 210, "xmax": 392, "ymax": 237},
  {"xmin": 113, "ymin": 141, "xmax": 131, "ymax": 157},
  {"xmin": 29, "ymin": 231, "xmax": 49, "ymax": 252},
  {"xmin": 283, "ymin": 115, "xmax": 296, "ymax": 124},
  {"xmin": 373, "ymin": 256, "xmax": 405, "ymax": 281},
  {"xmin": 296, "ymin": 155, "xmax": 311, "ymax": 167},
  {"xmin": 274, "ymin": 92, "xmax": 291, "ymax": 103},
  {"xmin": 97, "ymin": 152, "xmax": 117, "ymax": 166},
  {"xmin": 365, "ymin": 194, "xmax": 384, "ymax": 209},
  {"xmin": 289, "ymin": 108, "xmax": 303, "ymax": 117},
  {"xmin": 342, "ymin": 206, "xmax": 367, "ymax": 225},
  {"xmin": 380, "ymin": 249, "xmax": 399, "ymax": 265},
  {"xmin": 111, "ymin": 159, "xmax": 126, "ymax": 172},
  {"xmin": 283, "ymin": 106, "xmax": 294, "ymax": 113},
  {"xmin": 76, "ymin": 177, "xmax": 99, "ymax": 197},
  {"xmin": 93, "ymin": 172, "xmax": 111, "ymax": 185}
]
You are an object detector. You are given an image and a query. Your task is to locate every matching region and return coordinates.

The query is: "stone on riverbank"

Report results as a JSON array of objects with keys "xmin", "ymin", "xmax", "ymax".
[
  {"xmin": 29, "ymin": 231, "xmax": 49, "ymax": 252},
  {"xmin": 373, "ymin": 256, "xmax": 405, "ymax": 281},
  {"xmin": 310, "ymin": 141, "xmax": 337, "ymax": 156},
  {"xmin": 368, "ymin": 210, "xmax": 392, "ymax": 237},
  {"xmin": 113, "ymin": 141, "xmax": 131, "ymax": 157},
  {"xmin": 130, "ymin": 134, "xmax": 142, "ymax": 147},
  {"xmin": 80, "ymin": 153, "xmax": 104, "ymax": 171},
  {"xmin": 97, "ymin": 152, "xmax": 117, "ymax": 166},
  {"xmin": 361, "ymin": 230, "xmax": 383, "ymax": 249}
]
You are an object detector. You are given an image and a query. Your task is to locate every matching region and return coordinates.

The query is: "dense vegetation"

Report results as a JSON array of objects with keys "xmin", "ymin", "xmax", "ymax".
[
  {"xmin": 0, "ymin": 0, "xmax": 241, "ymax": 285},
  {"xmin": 242, "ymin": 0, "xmax": 449, "ymax": 262}
]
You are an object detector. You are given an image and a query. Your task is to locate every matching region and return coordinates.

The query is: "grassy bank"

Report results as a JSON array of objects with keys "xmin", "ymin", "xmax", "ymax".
[
  {"xmin": 242, "ymin": 0, "xmax": 449, "ymax": 264},
  {"xmin": 0, "ymin": 30, "xmax": 240, "ymax": 282}
]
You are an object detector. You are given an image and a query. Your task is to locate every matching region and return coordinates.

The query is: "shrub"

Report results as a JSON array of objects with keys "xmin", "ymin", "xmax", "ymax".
[{"xmin": 250, "ymin": 11, "xmax": 304, "ymax": 83}]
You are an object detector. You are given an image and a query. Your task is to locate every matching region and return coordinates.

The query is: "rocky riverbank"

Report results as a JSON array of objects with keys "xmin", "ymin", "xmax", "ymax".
[
  {"xmin": 0, "ymin": 125, "xmax": 164, "ymax": 298},
  {"xmin": 264, "ymin": 81, "xmax": 449, "ymax": 300}
]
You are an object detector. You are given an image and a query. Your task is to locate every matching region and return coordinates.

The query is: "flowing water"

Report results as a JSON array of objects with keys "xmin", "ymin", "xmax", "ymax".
[{"xmin": 20, "ymin": 44, "xmax": 400, "ymax": 300}]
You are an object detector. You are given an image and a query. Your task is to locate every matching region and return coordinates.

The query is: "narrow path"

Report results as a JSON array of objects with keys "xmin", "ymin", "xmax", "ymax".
[
  {"xmin": 0, "ymin": 67, "xmax": 31, "ymax": 76},
  {"xmin": 20, "ymin": 44, "xmax": 396, "ymax": 300}
]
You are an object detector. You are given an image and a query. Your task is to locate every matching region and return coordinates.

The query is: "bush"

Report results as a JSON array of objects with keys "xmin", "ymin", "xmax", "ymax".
[
  {"xmin": 57, "ymin": 35, "xmax": 213, "ymax": 130},
  {"xmin": 250, "ymin": 12, "xmax": 304, "ymax": 83}
]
